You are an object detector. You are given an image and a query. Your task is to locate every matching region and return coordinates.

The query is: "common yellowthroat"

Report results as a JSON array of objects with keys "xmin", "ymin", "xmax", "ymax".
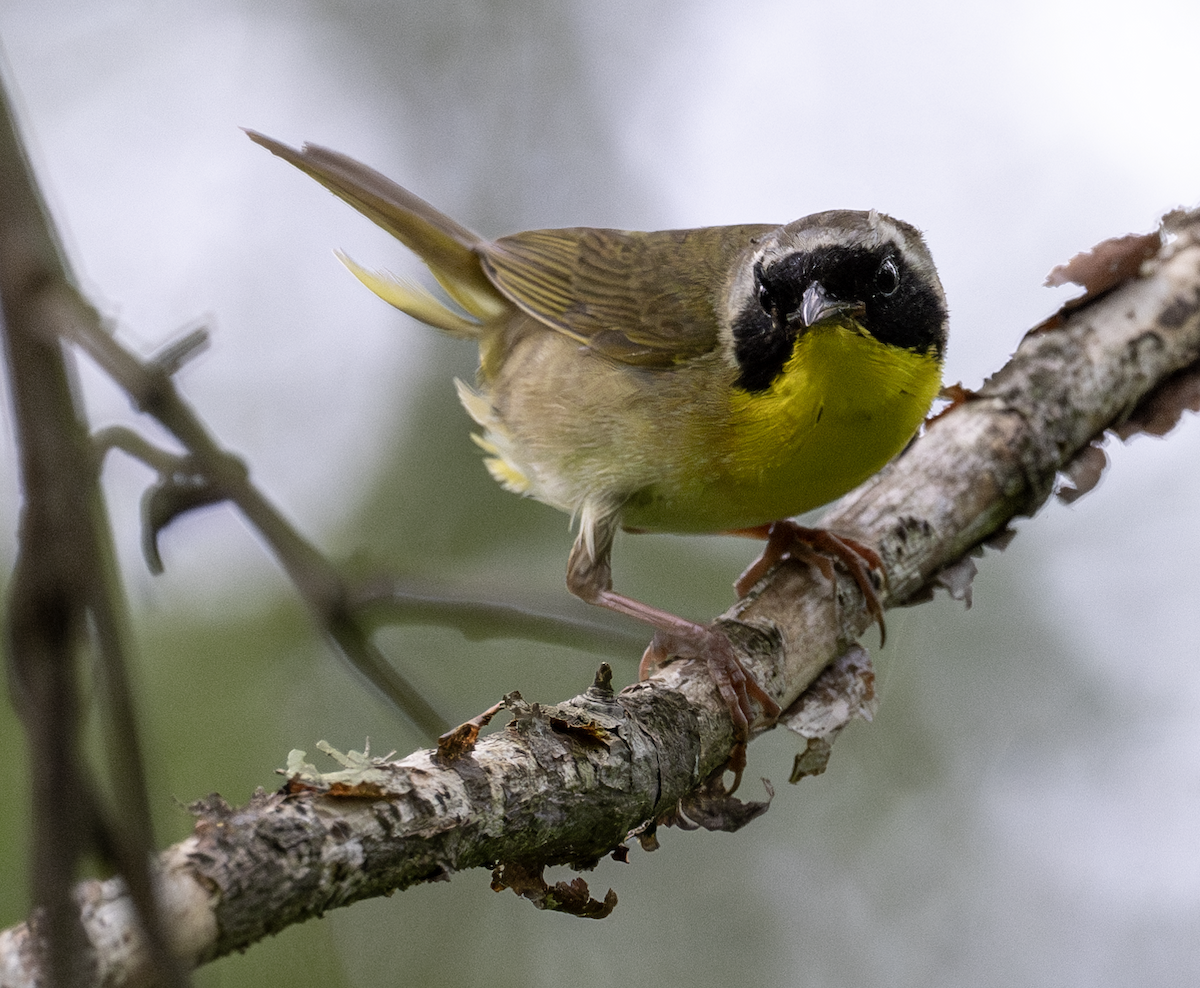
[{"xmin": 249, "ymin": 132, "xmax": 948, "ymax": 778}]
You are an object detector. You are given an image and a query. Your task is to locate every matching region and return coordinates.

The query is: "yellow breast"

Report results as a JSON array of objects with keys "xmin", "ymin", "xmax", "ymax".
[{"xmin": 619, "ymin": 323, "xmax": 942, "ymax": 533}]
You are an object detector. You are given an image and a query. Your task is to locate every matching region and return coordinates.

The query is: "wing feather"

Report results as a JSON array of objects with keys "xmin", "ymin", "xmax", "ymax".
[{"xmin": 481, "ymin": 224, "xmax": 776, "ymax": 366}]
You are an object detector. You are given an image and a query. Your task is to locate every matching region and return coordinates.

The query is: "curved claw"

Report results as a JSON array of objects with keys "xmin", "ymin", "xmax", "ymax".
[
  {"xmin": 566, "ymin": 520, "xmax": 779, "ymax": 795},
  {"xmin": 735, "ymin": 521, "xmax": 888, "ymax": 645},
  {"xmin": 640, "ymin": 625, "xmax": 780, "ymax": 794}
]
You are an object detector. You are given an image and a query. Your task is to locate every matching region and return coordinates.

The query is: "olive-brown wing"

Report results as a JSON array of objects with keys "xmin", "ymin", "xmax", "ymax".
[{"xmin": 480, "ymin": 224, "xmax": 776, "ymax": 367}]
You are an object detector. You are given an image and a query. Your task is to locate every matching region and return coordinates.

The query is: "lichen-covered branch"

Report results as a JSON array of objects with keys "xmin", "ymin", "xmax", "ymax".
[{"xmin": 3, "ymin": 209, "xmax": 1198, "ymax": 988}]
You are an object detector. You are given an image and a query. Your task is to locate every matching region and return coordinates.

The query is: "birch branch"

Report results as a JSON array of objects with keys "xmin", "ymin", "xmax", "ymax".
[{"xmin": 3, "ymin": 209, "xmax": 1198, "ymax": 988}]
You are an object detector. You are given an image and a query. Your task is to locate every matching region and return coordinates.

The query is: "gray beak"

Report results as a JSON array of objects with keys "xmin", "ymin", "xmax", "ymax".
[{"xmin": 792, "ymin": 281, "xmax": 866, "ymax": 328}]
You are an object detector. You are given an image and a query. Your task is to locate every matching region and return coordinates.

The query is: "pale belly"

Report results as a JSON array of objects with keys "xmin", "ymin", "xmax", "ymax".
[{"xmin": 465, "ymin": 321, "xmax": 942, "ymax": 535}]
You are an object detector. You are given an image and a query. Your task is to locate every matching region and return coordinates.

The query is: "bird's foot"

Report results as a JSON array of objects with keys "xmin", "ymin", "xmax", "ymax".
[
  {"xmin": 639, "ymin": 622, "xmax": 780, "ymax": 793},
  {"xmin": 734, "ymin": 521, "xmax": 888, "ymax": 645}
]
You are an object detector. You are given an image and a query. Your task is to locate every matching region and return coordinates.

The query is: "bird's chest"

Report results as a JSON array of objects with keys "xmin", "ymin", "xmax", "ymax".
[
  {"xmin": 652, "ymin": 325, "xmax": 940, "ymax": 529},
  {"xmin": 729, "ymin": 326, "xmax": 914, "ymax": 456}
]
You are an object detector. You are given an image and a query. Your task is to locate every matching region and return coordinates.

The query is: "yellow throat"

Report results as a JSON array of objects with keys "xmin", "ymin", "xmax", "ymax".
[{"xmin": 620, "ymin": 321, "xmax": 942, "ymax": 534}]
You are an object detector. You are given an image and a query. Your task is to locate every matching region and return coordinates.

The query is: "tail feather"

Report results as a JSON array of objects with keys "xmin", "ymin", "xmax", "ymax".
[
  {"xmin": 246, "ymin": 130, "xmax": 508, "ymax": 327},
  {"xmin": 336, "ymin": 252, "xmax": 481, "ymax": 337}
]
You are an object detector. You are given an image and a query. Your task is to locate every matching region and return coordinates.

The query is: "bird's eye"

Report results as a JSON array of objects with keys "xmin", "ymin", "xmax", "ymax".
[
  {"xmin": 875, "ymin": 256, "xmax": 900, "ymax": 297},
  {"xmin": 754, "ymin": 262, "xmax": 776, "ymax": 314}
]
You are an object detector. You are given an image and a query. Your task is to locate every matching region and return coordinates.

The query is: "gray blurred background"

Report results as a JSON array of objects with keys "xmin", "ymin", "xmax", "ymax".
[{"xmin": 2, "ymin": 1, "xmax": 1199, "ymax": 985}]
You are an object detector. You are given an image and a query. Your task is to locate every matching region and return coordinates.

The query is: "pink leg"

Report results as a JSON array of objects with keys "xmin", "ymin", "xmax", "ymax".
[
  {"xmin": 567, "ymin": 519, "xmax": 779, "ymax": 792},
  {"xmin": 731, "ymin": 521, "xmax": 887, "ymax": 645}
]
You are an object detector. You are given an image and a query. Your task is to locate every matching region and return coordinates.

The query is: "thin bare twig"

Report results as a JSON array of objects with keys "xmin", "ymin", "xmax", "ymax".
[
  {"xmin": 55, "ymin": 266, "xmax": 644, "ymax": 735},
  {"xmin": 348, "ymin": 577, "xmax": 645, "ymax": 651},
  {"xmin": 0, "ymin": 66, "xmax": 186, "ymax": 988},
  {"xmin": 58, "ymin": 242, "xmax": 654, "ymax": 735}
]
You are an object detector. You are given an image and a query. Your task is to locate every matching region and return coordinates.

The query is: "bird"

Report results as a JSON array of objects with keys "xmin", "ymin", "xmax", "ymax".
[{"xmin": 248, "ymin": 131, "xmax": 948, "ymax": 786}]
